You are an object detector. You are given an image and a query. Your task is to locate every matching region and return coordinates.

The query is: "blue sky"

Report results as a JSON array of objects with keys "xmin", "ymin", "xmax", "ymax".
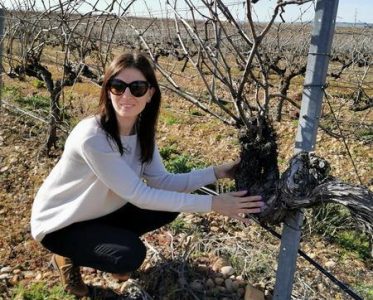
[
  {"xmin": 123, "ymin": 0, "xmax": 372, "ymax": 24},
  {"xmin": 2, "ymin": 0, "xmax": 372, "ymax": 23},
  {"xmin": 335, "ymin": 0, "xmax": 371, "ymax": 23},
  {"xmin": 247, "ymin": 0, "xmax": 372, "ymax": 23}
]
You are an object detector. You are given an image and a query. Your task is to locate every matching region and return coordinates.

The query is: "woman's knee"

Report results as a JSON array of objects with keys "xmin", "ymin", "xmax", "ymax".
[{"xmin": 93, "ymin": 238, "xmax": 146, "ymax": 273}]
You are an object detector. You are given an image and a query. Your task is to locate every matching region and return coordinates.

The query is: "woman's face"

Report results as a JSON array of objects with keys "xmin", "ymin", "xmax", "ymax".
[{"xmin": 108, "ymin": 67, "xmax": 154, "ymax": 124}]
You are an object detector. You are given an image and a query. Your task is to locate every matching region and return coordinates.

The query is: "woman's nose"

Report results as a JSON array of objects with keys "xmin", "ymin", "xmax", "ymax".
[{"xmin": 123, "ymin": 87, "xmax": 133, "ymax": 97}]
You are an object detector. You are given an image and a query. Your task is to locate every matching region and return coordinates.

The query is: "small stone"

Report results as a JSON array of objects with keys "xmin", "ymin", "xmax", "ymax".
[
  {"xmin": 35, "ymin": 273, "xmax": 42, "ymax": 281},
  {"xmin": 308, "ymin": 252, "xmax": 316, "ymax": 259},
  {"xmin": 218, "ymin": 286, "xmax": 227, "ymax": 292},
  {"xmin": 42, "ymin": 271, "xmax": 53, "ymax": 278},
  {"xmin": 317, "ymin": 283, "xmax": 325, "ymax": 291},
  {"xmin": 0, "ymin": 166, "xmax": 9, "ymax": 173},
  {"xmin": 220, "ymin": 266, "xmax": 234, "ymax": 277},
  {"xmin": 206, "ymin": 278, "xmax": 215, "ymax": 288},
  {"xmin": 13, "ymin": 269, "xmax": 22, "ymax": 275},
  {"xmin": 0, "ymin": 274, "xmax": 10, "ymax": 280},
  {"xmin": 212, "ymin": 257, "xmax": 230, "ymax": 272},
  {"xmin": 244, "ymin": 283, "xmax": 265, "ymax": 300},
  {"xmin": 325, "ymin": 260, "xmax": 336, "ymax": 268},
  {"xmin": 9, "ymin": 157, "xmax": 17, "ymax": 164},
  {"xmin": 23, "ymin": 271, "xmax": 34, "ymax": 279},
  {"xmin": 190, "ymin": 280, "xmax": 203, "ymax": 291},
  {"xmin": 210, "ymin": 226, "xmax": 220, "ymax": 232},
  {"xmin": 232, "ymin": 281, "xmax": 240, "ymax": 291},
  {"xmin": 0, "ymin": 267, "xmax": 11, "ymax": 273},
  {"xmin": 9, "ymin": 275, "xmax": 19, "ymax": 285},
  {"xmin": 224, "ymin": 278, "xmax": 233, "ymax": 291},
  {"xmin": 236, "ymin": 275, "xmax": 244, "ymax": 281},
  {"xmin": 214, "ymin": 277, "xmax": 224, "ymax": 286}
]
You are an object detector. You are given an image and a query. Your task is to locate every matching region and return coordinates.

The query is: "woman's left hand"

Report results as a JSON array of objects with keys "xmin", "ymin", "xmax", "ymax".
[{"xmin": 213, "ymin": 158, "xmax": 241, "ymax": 180}]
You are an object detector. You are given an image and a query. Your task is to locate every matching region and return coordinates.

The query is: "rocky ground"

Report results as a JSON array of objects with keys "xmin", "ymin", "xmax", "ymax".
[{"xmin": 0, "ymin": 91, "xmax": 372, "ymax": 299}]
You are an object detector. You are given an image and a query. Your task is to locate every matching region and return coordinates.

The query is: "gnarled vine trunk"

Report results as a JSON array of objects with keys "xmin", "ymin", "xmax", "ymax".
[{"xmin": 235, "ymin": 120, "xmax": 373, "ymax": 242}]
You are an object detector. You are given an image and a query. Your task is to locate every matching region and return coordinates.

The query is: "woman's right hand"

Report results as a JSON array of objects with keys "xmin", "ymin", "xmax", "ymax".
[{"xmin": 211, "ymin": 190, "xmax": 264, "ymax": 224}]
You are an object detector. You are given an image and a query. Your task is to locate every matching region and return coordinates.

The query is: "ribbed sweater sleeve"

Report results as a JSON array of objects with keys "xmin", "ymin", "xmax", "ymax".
[{"xmin": 80, "ymin": 135, "xmax": 213, "ymax": 213}]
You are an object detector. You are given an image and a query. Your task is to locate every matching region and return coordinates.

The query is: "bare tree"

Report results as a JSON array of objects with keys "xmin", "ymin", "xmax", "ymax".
[{"xmin": 0, "ymin": 0, "xmax": 135, "ymax": 154}]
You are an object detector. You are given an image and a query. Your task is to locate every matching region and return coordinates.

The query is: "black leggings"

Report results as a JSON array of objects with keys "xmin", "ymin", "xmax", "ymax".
[{"xmin": 41, "ymin": 203, "xmax": 178, "ymax": 274}]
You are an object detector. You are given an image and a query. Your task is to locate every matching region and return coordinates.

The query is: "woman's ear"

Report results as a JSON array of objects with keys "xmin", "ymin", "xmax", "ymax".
[{"xmin": 147, "ymin": 87, "xmax": 155, "ymax": 103}]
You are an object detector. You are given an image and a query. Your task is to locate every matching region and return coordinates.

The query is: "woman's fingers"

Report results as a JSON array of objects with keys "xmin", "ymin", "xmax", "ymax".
[
  {"xmin": 229, "ymin": 190, "xmax": 248, "ymax": 197},
  {"xmin": 237, "ymin": 207, "xmax": 261, "ymax": 215},
  {"xmin": 238, "ymin": 201, "xmax": 264, "ymax": 209},
  {"xmin": 237, "ymin": 195, "xmax": 263, "ymax": 208},
  {"xmin": 236, "ymin": 195, "xmax": 264, "ymax": 215},
  {"xmin": 240, "ymin": 195, "xmax": 262, "ymax": 202},
  {"xmin": 229, "ymin": 193, "xmax": 262, "ymax": 202},
  {"xmin": 211, "ymin": 192, "xmax": 264, "ymax": 224},
  {"xmin": 238, "ymin": 207, "xmax": 262, "ymax": 214}
]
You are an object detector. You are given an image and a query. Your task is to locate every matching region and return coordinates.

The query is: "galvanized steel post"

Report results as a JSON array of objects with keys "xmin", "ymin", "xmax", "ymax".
[{"xmin": 273, "ymin": 0, "xmax": 339, "ymax": 298}]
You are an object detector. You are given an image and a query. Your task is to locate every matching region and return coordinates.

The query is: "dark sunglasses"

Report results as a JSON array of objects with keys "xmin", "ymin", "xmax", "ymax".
[{"xmin": 108, "ymin": 79, "xmax": 151, "ymax": 97}]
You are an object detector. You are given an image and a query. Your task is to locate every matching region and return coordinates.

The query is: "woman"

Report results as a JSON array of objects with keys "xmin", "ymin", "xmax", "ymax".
[{"xmin": 31, "ymin": 53, "xmax": 263, "ymax": 297}]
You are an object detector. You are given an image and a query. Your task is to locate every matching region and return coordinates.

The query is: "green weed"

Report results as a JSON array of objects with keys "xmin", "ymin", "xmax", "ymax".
[
  {"xmin": 159, "ymin": 144, "xmax": 179, "ymax": 161},
  {"xmin": 164, "ymin": 154, "xmax": 206, "ymax": 174},
  {"xmin": 355, "ymin": 127, "xmax": 373, "ymax": 140},
  {"xmin": 19, "ymin": 95, "xmax": 50, "ymax": 110},
  {"xmin": 12, "ymin": 282, "xmax": 75, "ymax": 300},
  {"xmin": 2, "ymin": 85, "xmax": 22, "ymax": 101},
  {"xmin": 354, "ymin": 284, "xmax": 373, "ymax": 300},
  {"xmin": 334, "ymin": 230, "xmax": 371, "ymax": 260},
  {"xmin": 32, "ymin": 79, "xmax": 45, "ymax": 89},
  {"xmin": 169, "ymin": 217, "xmax": 187, "ymax": 234},
  {"xmin": 304, "ymin": 205, "xmax": 371, "ymax": 260},
  {"xmin": 159, "ymin": 146, "xmax": 207, "ymax": 174},
  {"xmin": 164, "ymin": 115, "xmax": 179, "ymax": 125},
  {"xmin": 2, "ymin": 85, "xmax": 49, "ymax": 110}
]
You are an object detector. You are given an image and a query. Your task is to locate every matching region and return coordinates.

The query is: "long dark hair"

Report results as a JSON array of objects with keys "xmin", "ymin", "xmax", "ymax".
[{"xmin": 98, "ymin": 53, "xmax": 161, "ymax": 163}]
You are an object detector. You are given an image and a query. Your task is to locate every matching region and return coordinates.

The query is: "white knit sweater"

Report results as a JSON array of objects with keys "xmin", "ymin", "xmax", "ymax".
[{"xmin": 31, "ymin": 116, "xmax": 215, "ymax": 242}]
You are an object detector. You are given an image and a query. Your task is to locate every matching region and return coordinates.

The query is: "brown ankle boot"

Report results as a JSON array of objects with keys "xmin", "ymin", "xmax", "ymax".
[{"xmin": 51, "ymin": 254, "xmax": 89, "ymax": 297}]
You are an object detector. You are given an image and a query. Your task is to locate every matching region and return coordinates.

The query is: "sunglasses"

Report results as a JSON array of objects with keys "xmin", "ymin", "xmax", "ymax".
[{"xmin": 108, "ymin": 79, "xmax": 151, "ymax": 97}]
